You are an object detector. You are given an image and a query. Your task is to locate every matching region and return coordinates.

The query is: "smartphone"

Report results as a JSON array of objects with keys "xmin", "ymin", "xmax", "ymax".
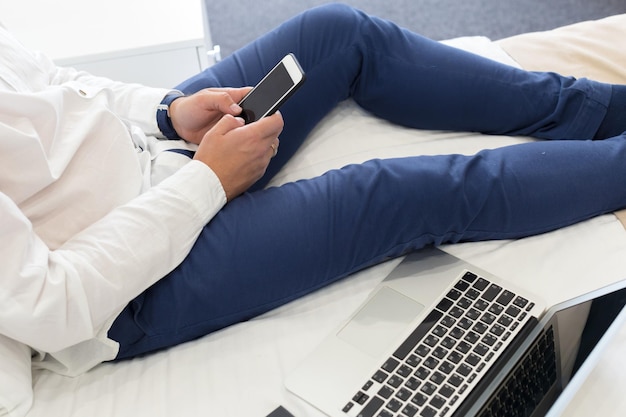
[{"xmin": 238, "ymin": 53, "xmax": 305, "ymax": 124}]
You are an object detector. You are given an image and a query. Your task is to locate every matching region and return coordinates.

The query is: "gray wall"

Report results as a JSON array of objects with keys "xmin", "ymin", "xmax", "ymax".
[{"xmin": 205, "ymin": 0, "xmax": 626, "ymax": 57}]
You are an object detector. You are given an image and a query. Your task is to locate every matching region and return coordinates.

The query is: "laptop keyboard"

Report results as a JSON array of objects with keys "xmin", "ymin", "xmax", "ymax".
[
  {"xmin": 343, "ymin": 271, "xmax": 536, "ymax": 417},
  {"xmin": 477, "ymin": 325, "xmax": 556, "ymax": 417}
]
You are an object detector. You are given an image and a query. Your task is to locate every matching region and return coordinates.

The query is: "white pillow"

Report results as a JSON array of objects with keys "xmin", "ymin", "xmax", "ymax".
[
  {"xmin": 497, "ymin": 14, "xmax": 626, "ymax": 84},
  {"xmin": 0, "ymin": 334, "xmax": 33, "ymax": 417}
]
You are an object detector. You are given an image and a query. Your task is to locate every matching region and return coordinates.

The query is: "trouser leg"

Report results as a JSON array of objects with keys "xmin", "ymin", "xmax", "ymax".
[
  {"xmin": 176, "ymin": 4, "xmax": 612, "ymax": 189},
  {"xmin": 110, "ymin": 133, "xmax": 626, "ymax": 359}
]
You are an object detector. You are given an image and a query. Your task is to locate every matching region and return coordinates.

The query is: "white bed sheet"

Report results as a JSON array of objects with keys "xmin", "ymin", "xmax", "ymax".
[{"xmin": 26, "ymin": 37, "xmax": 626, "ymax": 417}]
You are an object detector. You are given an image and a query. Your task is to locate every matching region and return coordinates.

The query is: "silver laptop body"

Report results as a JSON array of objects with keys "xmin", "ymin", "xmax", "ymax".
[{"xmin": 286, "ymin": 247, "xmax": 626, "ymax": 417}]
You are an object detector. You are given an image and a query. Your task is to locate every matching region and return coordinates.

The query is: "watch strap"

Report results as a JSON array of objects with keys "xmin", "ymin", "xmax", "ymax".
[{"xmin": 156, "ymin": 90, "xmax": 185, "ymax": 139}]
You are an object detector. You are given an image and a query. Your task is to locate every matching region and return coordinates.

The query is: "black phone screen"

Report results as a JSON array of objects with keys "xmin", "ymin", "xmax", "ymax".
[{"xmin": 239, "ymin": 63, "xmax": 294, "ymax": 123}]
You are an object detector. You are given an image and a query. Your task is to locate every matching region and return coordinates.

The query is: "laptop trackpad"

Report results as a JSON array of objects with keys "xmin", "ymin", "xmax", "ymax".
[{"xmin": 337, "ymin": 286, "xmax": 424, "ymax": 358}]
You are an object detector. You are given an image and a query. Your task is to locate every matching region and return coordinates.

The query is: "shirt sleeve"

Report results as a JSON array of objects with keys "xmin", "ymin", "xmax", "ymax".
[
  {"xmin": 0, "ymin": 161, "xmax": 226, "ymax": 353},
  {"xmin": 31, "ymin": 49, "xmax": 171, "ymax": 137}
]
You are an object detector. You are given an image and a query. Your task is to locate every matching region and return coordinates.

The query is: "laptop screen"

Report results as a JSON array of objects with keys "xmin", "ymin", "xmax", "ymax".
[{"xmin": 473, "ymin": 285, "xmax": 626, "ymax": 417}]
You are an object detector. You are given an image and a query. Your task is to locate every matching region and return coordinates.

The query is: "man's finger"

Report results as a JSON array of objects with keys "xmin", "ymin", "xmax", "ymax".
[{"xmin": 212, "ymin": 114, "xmax": 246, "ymax": 136}]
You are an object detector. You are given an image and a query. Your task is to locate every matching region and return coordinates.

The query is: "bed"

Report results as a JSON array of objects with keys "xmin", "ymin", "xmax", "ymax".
[{"xmin": 11, "ymin": 13, "xmax": 626, "ymax": 417}]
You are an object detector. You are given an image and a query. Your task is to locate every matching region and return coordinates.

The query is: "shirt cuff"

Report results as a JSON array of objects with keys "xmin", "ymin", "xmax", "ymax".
[{"xmin": 158, "ymin": 160, "xmax": 227, "ymax": 225}]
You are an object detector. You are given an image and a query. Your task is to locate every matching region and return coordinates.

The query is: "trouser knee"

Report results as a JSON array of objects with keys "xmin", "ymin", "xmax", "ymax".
[{"xmin": 296, "ymin": 3, "xmax": 367, "ymax": 44}]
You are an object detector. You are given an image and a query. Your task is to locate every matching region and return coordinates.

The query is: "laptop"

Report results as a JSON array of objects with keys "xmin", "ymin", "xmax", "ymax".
[{"xmin": 285, "ymin": 246, "xmax": 626, "ymax": 417}]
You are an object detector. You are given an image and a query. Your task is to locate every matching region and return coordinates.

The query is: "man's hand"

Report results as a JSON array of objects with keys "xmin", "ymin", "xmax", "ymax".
[
  {"xmin": 193, "ymin": 112, "xmax": 284, "ymax": 201},
  {"xmin": 168, "ymin": 87, "xmax": 252, "ymax": 144}
]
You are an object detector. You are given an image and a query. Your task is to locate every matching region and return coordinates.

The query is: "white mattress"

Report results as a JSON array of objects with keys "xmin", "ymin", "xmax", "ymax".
[{"xmin": 26, "ymin": 37, "xmax": 626, "ymax": 417}]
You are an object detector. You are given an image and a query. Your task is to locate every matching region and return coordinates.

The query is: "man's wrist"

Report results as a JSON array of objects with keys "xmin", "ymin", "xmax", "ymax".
[{"xmin": 156, "ymin": 90, "xmax": 185, "ymax": 139}]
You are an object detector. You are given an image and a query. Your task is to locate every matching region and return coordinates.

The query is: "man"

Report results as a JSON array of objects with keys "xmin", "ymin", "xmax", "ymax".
[{"xmin": 1, "ymin": 4, "xmax": 625, "ymax": 378}]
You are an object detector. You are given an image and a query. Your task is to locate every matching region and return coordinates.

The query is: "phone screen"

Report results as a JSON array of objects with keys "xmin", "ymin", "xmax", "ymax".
[{"xmin": 239, "ymin": 60, "xmax": 300, "ymax": 123}]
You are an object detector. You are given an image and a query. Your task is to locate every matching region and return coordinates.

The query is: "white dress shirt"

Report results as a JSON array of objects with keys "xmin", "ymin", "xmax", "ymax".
[{"xmin": 0, "ymin": 27, "xmax": 227, "ymax": 376}]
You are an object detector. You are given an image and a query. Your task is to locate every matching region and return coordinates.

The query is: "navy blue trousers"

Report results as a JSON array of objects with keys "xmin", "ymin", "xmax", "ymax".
[{"xmin": 109, "ymin": 4, "xmax": 626, "ymax": 359}]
